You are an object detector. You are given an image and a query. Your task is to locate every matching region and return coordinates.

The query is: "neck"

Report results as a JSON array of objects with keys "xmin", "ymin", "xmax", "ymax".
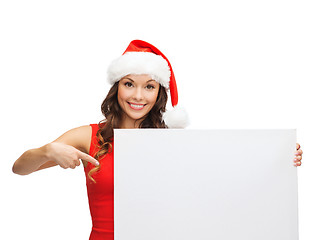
[{"xmin": 119, "ymin": 116, "xmax": 144, "ymax": 129}]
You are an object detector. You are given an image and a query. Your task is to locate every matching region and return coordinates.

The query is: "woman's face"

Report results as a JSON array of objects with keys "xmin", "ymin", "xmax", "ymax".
[{"xmin": 117, "ymin": 74, "xmax": 160, "ymax": 128}]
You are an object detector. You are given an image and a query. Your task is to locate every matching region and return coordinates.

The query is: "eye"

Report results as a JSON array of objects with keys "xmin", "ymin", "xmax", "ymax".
[
  {"xmin": 124, "ymin": 82, "xmax": 133, "ymax": 87},
  {"xmin": 146, "ymin": 84, "xmax": 155, "ymax": 90}
]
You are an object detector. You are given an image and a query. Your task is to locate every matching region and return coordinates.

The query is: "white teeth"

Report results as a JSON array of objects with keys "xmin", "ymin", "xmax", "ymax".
[{"xmin": 130, "ymin": 103, "xmax": 144, "ymax": 109}]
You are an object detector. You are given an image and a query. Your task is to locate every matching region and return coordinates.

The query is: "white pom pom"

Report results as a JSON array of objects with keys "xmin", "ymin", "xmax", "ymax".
[{"xmin": 162, "ymin": 105, "xmax": 190, "ymax": 128}]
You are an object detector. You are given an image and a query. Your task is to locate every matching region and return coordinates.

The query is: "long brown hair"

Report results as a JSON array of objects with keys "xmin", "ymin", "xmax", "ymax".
[{"xmin": 88, "ymin": 80, "xmax": 168, "ymax": 183}]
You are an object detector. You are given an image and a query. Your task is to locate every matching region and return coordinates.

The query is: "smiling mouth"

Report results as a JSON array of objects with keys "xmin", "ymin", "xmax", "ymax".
[{"xmin": 128, "ymin": 102, "xmax": 146, "ymax": 110}]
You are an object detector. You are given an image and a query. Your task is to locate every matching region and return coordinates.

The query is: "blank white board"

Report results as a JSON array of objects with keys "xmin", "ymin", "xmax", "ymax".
[{"xmin": 114, "ymin": 129, "xmax": 297, "ymax": 240}]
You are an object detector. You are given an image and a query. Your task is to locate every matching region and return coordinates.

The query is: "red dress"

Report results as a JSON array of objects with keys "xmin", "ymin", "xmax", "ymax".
[{"xmin": 84, "ymin": 123, "xmax": 114, "ymax": 239}]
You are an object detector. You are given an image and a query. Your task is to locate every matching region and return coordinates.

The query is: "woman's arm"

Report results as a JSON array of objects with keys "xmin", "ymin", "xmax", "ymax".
[
  {"xmin": 12, "ymin": 144, "xmax": 53, "ymax": 175},
  {"xmin": 12, "ymin": 125, "xmax": 99, "ymax": 175}
]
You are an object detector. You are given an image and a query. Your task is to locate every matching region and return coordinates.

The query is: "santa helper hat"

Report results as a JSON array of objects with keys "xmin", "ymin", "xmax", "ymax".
[{"xmin": 107, "ymin": 40, "xmax": 189, "ymax": 128}]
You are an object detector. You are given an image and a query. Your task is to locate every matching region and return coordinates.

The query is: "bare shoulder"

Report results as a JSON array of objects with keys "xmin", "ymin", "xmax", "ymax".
[{"xmin": 52, "ymin": 125, "xmax": 92, "ymax": 154}]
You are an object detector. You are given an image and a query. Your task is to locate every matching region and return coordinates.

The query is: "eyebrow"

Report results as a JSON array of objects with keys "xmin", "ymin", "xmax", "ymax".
[{"xmin": 123, "ymin": 77, "xmax": 155, "ymax": 83}]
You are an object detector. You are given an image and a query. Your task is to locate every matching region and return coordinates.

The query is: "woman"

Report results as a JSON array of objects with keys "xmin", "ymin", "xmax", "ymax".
[{"xmin": 12, "ymin": 40, "xmax": 303, "ymax": 239}]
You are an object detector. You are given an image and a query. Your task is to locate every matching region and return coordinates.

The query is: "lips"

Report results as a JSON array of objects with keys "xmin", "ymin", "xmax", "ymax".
[{"xmin": 128, "ymin": 102, "xmax": 146, "ymax": 110}]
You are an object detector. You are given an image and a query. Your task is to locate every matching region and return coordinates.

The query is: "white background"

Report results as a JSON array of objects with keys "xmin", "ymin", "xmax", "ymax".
[{"xmin": 0, "ymin": 0, "xmax": 320, "ymax": 239}]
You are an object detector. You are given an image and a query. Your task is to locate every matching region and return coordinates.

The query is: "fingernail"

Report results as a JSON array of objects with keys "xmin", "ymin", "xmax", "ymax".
[{"xmin": 95, "ymin": 161, "xmax": 100, "ymax": 166}]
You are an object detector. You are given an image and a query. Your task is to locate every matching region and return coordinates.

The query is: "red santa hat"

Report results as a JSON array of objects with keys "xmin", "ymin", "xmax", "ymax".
[{"xmin": 107, "ymin": 40, "xmax": 189, "ymax": 128}]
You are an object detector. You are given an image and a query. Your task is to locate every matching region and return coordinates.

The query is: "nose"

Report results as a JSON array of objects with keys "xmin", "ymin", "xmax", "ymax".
[{"xmin": 133, "ymin": 87, "xmax": 143, "ymax": 101}]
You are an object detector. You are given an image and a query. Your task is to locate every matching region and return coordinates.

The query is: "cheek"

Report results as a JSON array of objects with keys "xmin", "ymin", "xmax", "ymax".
[
  {"xmin": 152, "ymin": 87, "xmax": 160, "ymax": 102},
  {"xmin": 147, "ymin": 91, "xmax": 159, "ymax": 104},
  {"xmin": 117, "ymin": 86, "xmax": 129, "ymax": 102}
]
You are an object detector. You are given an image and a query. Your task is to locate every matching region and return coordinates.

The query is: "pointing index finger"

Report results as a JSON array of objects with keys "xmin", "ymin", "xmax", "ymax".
[{"xmin": 77, "ymin": 150, "xmax": 100, "ymax": 166}]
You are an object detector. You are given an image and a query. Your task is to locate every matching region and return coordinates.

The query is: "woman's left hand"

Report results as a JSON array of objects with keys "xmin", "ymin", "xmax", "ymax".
[{"xmin": 294, "ymin": 143, "xmax": 303, "ymax": 167}]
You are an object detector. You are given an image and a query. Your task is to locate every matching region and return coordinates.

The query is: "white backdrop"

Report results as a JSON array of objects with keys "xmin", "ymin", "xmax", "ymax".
[{"xmin": 1, "ymin": 0, "xmax": 320, "ymax": 239}]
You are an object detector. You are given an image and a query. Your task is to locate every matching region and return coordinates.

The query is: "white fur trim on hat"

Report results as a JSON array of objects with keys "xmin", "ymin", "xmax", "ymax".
[
  {"xmin": 162, "ymin": 105, "xmax": 190, "ymax": 128},
  {"xmin": 107, "ymin": 52, "xmax": 171, "ymax": 88}
]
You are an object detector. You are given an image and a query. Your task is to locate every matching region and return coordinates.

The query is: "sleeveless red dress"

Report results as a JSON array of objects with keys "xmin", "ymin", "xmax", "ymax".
[{"xmin": 84, "ymin": 123, "xmax": 114, "ymax": 239}]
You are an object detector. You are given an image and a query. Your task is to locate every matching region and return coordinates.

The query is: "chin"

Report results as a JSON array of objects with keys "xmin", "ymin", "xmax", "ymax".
[{"xmin": 129, "ymin": 113, "xmax": 148, "ymax": 121}]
